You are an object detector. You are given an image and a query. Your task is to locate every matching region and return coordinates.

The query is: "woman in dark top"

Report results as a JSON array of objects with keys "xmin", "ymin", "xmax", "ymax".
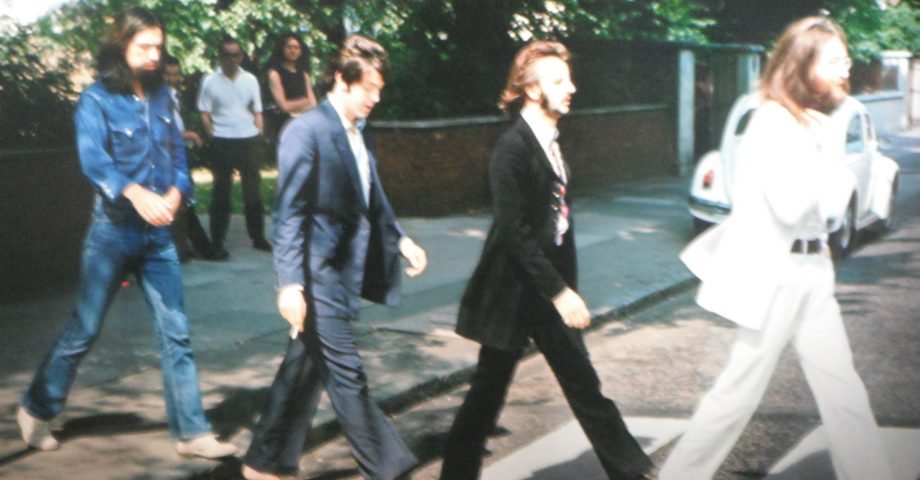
[{"xmin": 265, "ymin": 33, "xmax": 317, "ymax": 126}]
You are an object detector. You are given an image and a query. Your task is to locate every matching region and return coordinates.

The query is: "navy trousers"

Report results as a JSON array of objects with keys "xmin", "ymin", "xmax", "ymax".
[{"xmin": 244, "ymin": 315, "xmax": 417, "ymax": 479}]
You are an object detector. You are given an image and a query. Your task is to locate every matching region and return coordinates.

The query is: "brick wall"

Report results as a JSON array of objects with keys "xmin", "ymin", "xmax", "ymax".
[
  {"xmin": 373, "ymin": 104, "xmax": 675, "ymax": 216},
  {"xmin": 0, "ymin": 104, "xmax": 675, "ymax": 298}
]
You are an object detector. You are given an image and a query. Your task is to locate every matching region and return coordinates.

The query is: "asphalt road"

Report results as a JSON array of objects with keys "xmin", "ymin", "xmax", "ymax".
[{"xmin": 279, "ymin": 129, "xmax": 920, "ymax": 480}]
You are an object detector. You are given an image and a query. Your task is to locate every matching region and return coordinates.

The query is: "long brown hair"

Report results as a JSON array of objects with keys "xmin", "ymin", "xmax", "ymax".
[
  {"xmin": 760, "ymin": 16, "xmax": 849, "ymax": 123},
  {"xmin": 498, "ymin": 40, "xmax": 569, "ymax": 117},
  {"xmin": 97, "ymin": 7, "xmax": 165, "ymax": 94}
]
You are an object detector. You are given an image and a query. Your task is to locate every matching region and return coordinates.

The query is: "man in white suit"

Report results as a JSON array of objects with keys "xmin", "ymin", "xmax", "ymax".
[{"xmin": 658, "ymin": 17, "xmax": 894, "ymax": 480}]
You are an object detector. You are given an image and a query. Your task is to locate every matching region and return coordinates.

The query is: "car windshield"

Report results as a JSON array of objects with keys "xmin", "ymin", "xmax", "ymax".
[
  {"xmin": 846, "ymin": 114, "xmax": 863, "ymax": 153},
  {"xmin": 734, "ymin": 109, "xmax": 754, "ymax": 136}
]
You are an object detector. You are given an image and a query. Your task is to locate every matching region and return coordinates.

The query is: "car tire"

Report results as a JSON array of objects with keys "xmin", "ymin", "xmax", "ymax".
[
  {"xmin": 692, "ymin": 218, "xmax": 713, "ymax": 236},
  {"xmin": 880, "ymin": 173, "xmax": 898, "ymax": 232},
  {"xmin": 829, "ymin": 196, "xmax": 857, "ymax": 259}
]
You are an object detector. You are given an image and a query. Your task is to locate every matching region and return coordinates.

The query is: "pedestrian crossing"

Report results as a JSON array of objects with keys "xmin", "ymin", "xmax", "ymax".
[
  {"xmin": 482, "ymin": 417, "xmax": 920, "ymax": 479},
  {"xmin": 767, "ymin": 425, "xmax": 920, "ymax": 480}
]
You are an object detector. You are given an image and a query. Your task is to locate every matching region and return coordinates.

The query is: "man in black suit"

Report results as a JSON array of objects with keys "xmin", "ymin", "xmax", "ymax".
[
  {"xmin": 439, "ymin": 41, "xmax": 651, "ymax": 480},
  {"xmin": 241, "ymin": 35, "xmax": 428, "ymax": 480}
]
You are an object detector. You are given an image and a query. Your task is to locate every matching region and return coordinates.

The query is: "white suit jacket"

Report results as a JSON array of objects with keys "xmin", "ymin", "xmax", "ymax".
[{"xmin": 681, "ymin": 100, "xmax": 855, "ymax": 331}]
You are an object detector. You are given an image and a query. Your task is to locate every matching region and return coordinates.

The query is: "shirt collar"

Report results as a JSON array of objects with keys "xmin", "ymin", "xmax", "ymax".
[
  {"xmin": 328, "ymin": 94, "xmax": 367, "ymax": 133},
  {"xmin": 520, "ymin": 109, "xmax": 558, "ymax": 152},
  {"xmin": 218, "ymin": 66, "xmax": 247, "ymax": 80}
]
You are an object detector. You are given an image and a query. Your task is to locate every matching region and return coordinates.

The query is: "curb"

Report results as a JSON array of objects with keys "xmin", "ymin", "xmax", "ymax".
[{"xmin": 299, "ymin": 275, "xmax": 699, "ymax": 450}]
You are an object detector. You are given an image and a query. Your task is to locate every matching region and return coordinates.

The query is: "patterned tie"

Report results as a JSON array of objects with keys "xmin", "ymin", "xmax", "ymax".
[
  {"xmin": 550, "ymin": 139, "xmax": 569, "ymax": 245},
  {"xmin": 549, "ymin": 139, "xmax": 567, "ymax": 184}
]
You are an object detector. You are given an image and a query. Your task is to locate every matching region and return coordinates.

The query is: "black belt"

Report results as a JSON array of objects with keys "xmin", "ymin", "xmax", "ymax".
[{"xmin": 791, "ymin": 238, "xmax": 823, "ymax": 254}]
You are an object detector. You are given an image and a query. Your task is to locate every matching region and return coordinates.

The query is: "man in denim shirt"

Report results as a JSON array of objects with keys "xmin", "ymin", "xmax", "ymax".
[{"xmin": 16, "ymin": 7, "xmax": 237, "ymax": 460}]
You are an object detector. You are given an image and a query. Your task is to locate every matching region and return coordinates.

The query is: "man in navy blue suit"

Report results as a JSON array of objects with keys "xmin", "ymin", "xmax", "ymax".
[{"xmin": 242, "ymin": 35, "xmax": 427, "ymax": 480}]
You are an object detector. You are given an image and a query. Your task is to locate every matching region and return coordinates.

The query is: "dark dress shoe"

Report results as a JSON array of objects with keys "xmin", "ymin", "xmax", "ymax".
[
  {"xmin": 202, "ymin": 247, "xmax": 230, "ymax": 261},
  {"xmin": 252, "ymin": 237, "xmax": 272, "ymax": 251}
]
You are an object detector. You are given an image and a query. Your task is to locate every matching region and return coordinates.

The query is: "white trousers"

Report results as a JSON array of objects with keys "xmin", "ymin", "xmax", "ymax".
[{"xmin": 659, "ymin": 254, "xmax": 893, "ymax": 480}]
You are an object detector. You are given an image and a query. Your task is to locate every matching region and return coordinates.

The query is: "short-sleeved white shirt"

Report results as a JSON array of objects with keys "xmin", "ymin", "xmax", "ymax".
[{"xmin": 197, "ymin": 67, "xmax": 262, "ymax": 139}]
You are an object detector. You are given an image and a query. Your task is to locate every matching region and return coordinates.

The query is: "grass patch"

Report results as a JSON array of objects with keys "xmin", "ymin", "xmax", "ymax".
[{"xmin": 191, "ymin": 168, "xmax": 277, "ymax": 215}]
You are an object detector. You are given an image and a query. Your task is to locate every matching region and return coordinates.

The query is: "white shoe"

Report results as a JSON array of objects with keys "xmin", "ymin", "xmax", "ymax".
[
  {"xmin": 241, "ymin": 464, "xmax": 284, "ymax": 480},
  {"xmin": 175, "ymin": 433, "xmax": 238, "ymax": 459},
  {"xmin": 16, "ymin": 406, "xmax": 59, "ymax": 451}
]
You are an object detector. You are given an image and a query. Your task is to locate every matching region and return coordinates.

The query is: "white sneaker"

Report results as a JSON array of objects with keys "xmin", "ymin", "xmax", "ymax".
[
  {"xmin": 175, "ymin": 433, "xmax": 238, "ymax": 459},
  {"xmin": 16, "ymin": 406, "xmax": 59, "ymax": 451}
]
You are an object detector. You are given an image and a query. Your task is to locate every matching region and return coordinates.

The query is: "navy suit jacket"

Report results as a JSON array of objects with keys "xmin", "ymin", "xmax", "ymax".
[{"xmin": 273, "ymin": 100, "xmax": 405, "ymax": 319}]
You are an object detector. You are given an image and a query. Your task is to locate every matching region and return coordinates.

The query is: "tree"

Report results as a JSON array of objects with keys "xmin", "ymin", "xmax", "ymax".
[
  {"xmin": 1, "ymin": 0, "xmax": 916, "ymax": 150},
  {"xmin": 0, "ymin": 19, "xmax": 77, "ymax": 148},
  {"xmin": 702, "ymin": 0, "xmax": 918, "ymax": 61}
]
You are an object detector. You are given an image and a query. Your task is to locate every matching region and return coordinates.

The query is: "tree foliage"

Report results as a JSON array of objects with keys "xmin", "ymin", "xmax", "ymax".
[
  {"xmin": 703, "ymin": 0, "xmax": 918, "ymax": 62},
  {"xmin": 0, "ymin": 0, "xmax": 917, "ymax": 148},
  {"xmin": 0, "ymin": 18, "xmax": 77, "ymax": 149}
]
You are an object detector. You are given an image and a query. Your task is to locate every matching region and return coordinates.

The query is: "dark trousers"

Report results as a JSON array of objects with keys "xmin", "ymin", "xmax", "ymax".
[
  {"xmin": 440, "ymin": 315, "xmax": 651, "ymax": 480},
  {"xmin": 171, "ymin": 204, "xmax": 212, "ymax": 257},
  {"xmin": 244, "ymin": 316, "xmax": 418, "ymax": 479},
  {"xmin": 209, "ymin": 136, "xmax": 265, "ymax": 247}
]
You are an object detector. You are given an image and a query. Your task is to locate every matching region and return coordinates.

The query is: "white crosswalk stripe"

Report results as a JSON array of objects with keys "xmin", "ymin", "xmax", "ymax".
[{"xmin": 483, "ymin": 417, "xmax": 920, "ymax": 480}]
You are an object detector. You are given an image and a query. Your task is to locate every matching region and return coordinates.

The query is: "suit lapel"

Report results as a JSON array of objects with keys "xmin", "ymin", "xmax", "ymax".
[
  {"xmin": 321, "ymin": 101, "xmax": 368, "ymax": 209},
  {"xmin": 515, "ymin": 117, "xmax": 564, "ymax": 183}
]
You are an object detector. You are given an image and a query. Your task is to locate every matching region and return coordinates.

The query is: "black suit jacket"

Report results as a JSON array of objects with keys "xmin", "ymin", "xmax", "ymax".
[
  {"xmin": 273, "ymin": 100, "xmax": 405, "ymax": 319},
  {"xmin": 455, "ymin": 117, "xmax": 577, "ymax": 350}
]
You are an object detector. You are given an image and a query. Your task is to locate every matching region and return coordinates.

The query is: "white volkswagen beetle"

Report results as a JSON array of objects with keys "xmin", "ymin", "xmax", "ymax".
[{"xmin": 688, "ymin": 93, "xmax": 900, "ymax": 258}]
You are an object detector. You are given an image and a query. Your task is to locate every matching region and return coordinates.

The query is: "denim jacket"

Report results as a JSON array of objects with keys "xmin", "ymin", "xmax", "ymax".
[{"xmin": 75, "ymin": 81, "xmax": 192, "ymax": 219}]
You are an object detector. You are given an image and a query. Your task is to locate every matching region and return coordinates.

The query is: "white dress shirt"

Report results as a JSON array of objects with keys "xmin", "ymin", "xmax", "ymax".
[
  {"xmin": 329, "ymin": 99, "xmax": 371, "ymax": 206},
  {"xmin": 521, "ymin": 110, "xmax": 567, "ymax": 183}
]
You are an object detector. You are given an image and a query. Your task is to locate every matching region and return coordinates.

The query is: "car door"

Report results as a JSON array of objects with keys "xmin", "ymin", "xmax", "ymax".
[{"xmin": 843, "ymin": 112, "xmax": 871, "ymax": 218}]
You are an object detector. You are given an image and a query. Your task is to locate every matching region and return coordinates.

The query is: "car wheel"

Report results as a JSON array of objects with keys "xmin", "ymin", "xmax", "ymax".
[
  {"xmin": 829, "ymin": 197, "xmax": 857, "ymax": 259},
  {"xmin": 692, "ymin": 218, "xmax": 713, "ymax": 236},
  {"xmin": 881, "ymin": 173, "xmax": 898, "ymax": 231}
]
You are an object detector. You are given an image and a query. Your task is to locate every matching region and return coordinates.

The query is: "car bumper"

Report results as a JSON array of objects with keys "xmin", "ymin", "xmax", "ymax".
[{"xmin": 688, "ymin": 195, "xmax": 731, "ymax": 224}]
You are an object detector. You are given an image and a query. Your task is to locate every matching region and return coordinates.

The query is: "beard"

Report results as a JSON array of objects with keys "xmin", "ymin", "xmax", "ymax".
[
  {"xmin": 540, "ymin": 92, "xmax": 568, "ymax": 118},
  {"xmin": 138, "ymin": 67, "xmax": 164, "ymax": 92},
  {"xmin": 805, "ymin": 76, "xmax": 850, "ymax": 114}
]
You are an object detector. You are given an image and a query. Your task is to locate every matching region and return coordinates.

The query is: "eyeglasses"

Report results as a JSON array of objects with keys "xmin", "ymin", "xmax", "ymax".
[
  {"xmin": 826, "ymin": 57, "xmax": 852, "ymax": 69},
  {"xmin": 221, "ymin": 51, "xmax": 244, "ymax": 59}
]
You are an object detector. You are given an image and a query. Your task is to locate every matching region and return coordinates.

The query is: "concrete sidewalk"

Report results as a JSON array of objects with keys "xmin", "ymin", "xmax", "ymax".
[{"xmin": 0, "ymin": 175, "xmax": 698, "ymax": 479}]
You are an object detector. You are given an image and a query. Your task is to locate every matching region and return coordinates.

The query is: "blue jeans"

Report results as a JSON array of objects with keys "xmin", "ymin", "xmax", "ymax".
[{"xmin": 22, "ymin": 212, "xmax": 212, "ymax": 440}]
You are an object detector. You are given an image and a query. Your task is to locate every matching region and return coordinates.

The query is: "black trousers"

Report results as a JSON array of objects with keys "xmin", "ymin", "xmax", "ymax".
[
  {"xmin": 209, "ymin": 136, "xmax": 265, "ymax": 247},
  {"xmin": 440, "ymin": 314, "xmax": 651, "ymax": 480},
  {"xmin": 171, "ymin": 204, "xmax": 212, "ymax": 257},
  {"xmin": 243, "ymin": 316, "xmax": 418, "ymax": 479}
]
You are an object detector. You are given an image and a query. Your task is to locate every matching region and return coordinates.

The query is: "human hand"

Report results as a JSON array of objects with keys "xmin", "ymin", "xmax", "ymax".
[
  {"xmin": 277, "ymin": 285, "xmax": 307, "ymax": 336},
  {"xmin": 398, "ymin": 237, "xmax": 428, "ymax": 277},
  {"xmin": 123, "ymin": 183, "xmax": 174, "ymax": 226},
  {"xmin": 162, "ymin": 187, "xmax": 183, "ymax": 217},
  {"xmin": 182, "ymin": 131, "xmax": 204, "ymax": 147},
  {"xmin": 552, "ymin": 287, "xmax": 591, "ymax": 329}
]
